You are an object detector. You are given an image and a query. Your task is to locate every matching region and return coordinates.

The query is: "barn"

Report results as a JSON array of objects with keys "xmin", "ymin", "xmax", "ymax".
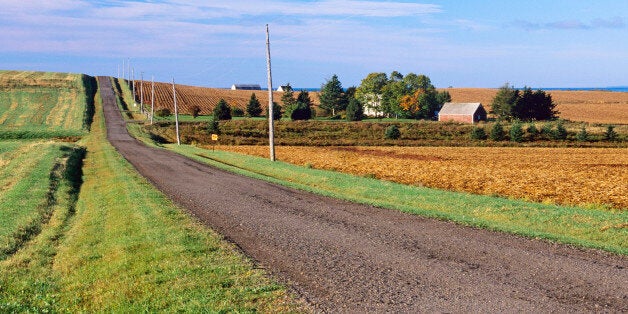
[
  {"xmin": 231, "ymin": 84, "xmax": 261, "ymax": 90},
  {"xmin": 438, "ymin": 102, "xmax": 487, "ymax": 124}
]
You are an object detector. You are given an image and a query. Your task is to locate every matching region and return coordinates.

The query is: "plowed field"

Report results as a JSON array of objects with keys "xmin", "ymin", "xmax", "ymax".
[
  {"xmin": 132, "ymin": 81, "xmax": 319, "ymax": 116},
  {"xmin": 213, "ymin": 145, "xmax": 628, "ymax": 209},
  {"xmin": 445, "ymin": 88, "xmax": 628, "ymax": 124}
]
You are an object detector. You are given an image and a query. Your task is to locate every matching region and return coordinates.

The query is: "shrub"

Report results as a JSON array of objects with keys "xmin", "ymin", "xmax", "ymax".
[
  {"xmin": 206, "ymin": 118, "xmax": 220, "ymax": 135},
  {"xmin": 490, "ymin": 122, "xmax": 505, "ymax": 141},
  {"xmin": 509, "ymin": 121, "xmax": 524, "ymax": 142},
  {"xmin": 155, "ymin": 108, "xmax": 171, "ymax": 117},
  {"xmin": 385, "ymin": 125, "xmax": 401, "ymax": 140},
  {"xmin": 290, "ymin": 102, "xmax": 312, "ymax": 121},
  {"xmin": 541, "ymin": 123, "xmax": 553, "ymax": 138},
  {"xmin": 231, "ymin": 107, "xmax": 244, "ymax": 117},
  {"xmin": 604, "ymin": 125, "xmax": 618, "ymax": 142},
  {"xmin": 190, "ymin": 105, "xmax": 201, "ymax": 118},
  {"xmin": 213, "ymin": 99, "xmax": 232, "ymax": 120},
  {"xmin": 527, "ymin": 123, "xmax": 538, "ymax": 139},
  {"xmin": 552, "ymin": 121, "xmax": 567, "ymax": 140},
  {"xmin": 576, "ymin": 125, "xmax": 589, "ymax": 142},
  {"xmin": 470, "ymin": 126, "xmax": 487, "ymax": 140}
]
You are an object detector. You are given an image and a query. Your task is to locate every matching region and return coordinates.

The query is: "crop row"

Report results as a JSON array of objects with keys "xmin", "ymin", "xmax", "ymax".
[{"xmin": 131, "ymin": 81, "xmax": 305, "ymax": 116}]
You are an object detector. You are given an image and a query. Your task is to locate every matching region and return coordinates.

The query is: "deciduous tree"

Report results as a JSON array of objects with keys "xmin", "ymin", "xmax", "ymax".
[{"xmin": 491, "ymin": 83, "xmax": 519, "ymax": 120}]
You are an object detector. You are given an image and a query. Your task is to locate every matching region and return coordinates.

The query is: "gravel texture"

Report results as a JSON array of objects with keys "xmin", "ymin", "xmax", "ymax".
[{"xmin": 98, "ymin": 77, "xmax": 627, "ymax": 312}]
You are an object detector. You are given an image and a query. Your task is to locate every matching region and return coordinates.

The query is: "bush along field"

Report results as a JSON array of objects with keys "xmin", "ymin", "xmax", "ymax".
[
  {"xmin": 0, "ymin": 72, "xmax": 302, "ymax": 312},
  {"xmin": 145, "ymin": 118, "xmax": 626, "ymax": 148}
]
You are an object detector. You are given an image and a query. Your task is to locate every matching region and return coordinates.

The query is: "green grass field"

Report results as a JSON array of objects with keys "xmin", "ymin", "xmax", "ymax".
[
  {"xmin": 0, "ymin": 72, "xmax": 302, "ymax": 312},
  {"xmin": 0, "ymin": 71, "xmax": 95, "ymax": 139},
  {"xmin": 0, "ymin": 141, "xmax": 74, "ymax": 259}
]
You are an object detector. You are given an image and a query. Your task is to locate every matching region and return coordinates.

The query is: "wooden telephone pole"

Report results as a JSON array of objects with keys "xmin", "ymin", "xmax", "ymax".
[
  {"xmin": 266, "ymin": 24, "xmax": 275, "ymax": 161},
  {"xmin": 172, "ymin": 78, "xmax": 181, "ymax": 145},
  {"xmin": 150, "ymin": 76, "xmax": 155, "ymax": 124}
]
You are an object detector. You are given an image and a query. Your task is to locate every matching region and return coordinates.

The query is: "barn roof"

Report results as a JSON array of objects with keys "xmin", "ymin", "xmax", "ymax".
[
  {"xmin": 231, "ymin": 84, "xmax": 261, "ymax": 90},
  {"xmin": 439, "ymin": 102, "xmax": 484, "ymax": 115}
]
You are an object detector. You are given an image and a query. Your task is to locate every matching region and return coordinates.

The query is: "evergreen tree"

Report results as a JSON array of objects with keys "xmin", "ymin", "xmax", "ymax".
[
  {"xmin": 270, "ymin": 102, "xmax": 282, "ymax": 121},
  {"xmin": 206, "ymin": 118, "xmax": 220, "ymax": 135},
  {"xmin": 553, "ymin": 121, "xmax": 568, "ymax": 140},
  {"xmin": 246, "ymin": 93, "xmax": 262, "ymax": 117},
  {"xmin": 576, "ymin": 125, "xmax": 589, "ymax": 142},
  {"xmin": 345, "ymin": 98, "xmax": 364, "ymax": 121},
  {"xmin": 213, "ymin": 99, "xmax": 232, "ymax": 120},
  {"xmin": 280, "ymin": 83, "xmax": 296, "ymax": 109},
  {"xmin": 490, "ymin": 122, "xmax": 505, "ymax": 141},
  {"xmin": 513, "ymin": 87, "xmax": 558, "ymax": 121},
  {"xmin": 290, "ymin": 90, "xmax": 312, "ymax": 120},
  {"xmin": 509, "ymin": 121, "xmax": 524, "ymax": 142},
  {"xmin": 319, "ymin": 74, "xmax": 346, "ymax": 116},
  {"xmin": 604, "ymin": 125, "xmax": 618, "ymax": 142}
]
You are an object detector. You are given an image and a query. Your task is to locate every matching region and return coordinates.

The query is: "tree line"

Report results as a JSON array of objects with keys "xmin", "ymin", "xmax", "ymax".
[{"xmin": 198, "ymin": 73, "xmax": 561, "ymax": 124}]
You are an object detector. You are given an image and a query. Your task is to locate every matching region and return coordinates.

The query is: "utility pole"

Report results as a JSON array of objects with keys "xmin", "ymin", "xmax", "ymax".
[
  {"xmin": 132, "ymin": 68, "xmax": 136, "ymax": 106},
  {"xmin": 140, "ymin": 72, "xmax": 144, "ymax": 114},
  {"xmin": 266, "ymin": 24, "xmax": 275, "ymax": 161},
  {"xmin": 150, "ymin": 76, "xmax": 155, "ymax": 124},
  {"xmin": 122, "ymin": 59, "xmax": 125, "ymax": 80},
  {"xmin": 172, "ymin": 78, "xmax": 181, "ymax": 145}
]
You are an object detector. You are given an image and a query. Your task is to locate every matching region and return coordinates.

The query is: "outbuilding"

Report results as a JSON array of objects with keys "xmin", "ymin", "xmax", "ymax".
[
  {"xmin": 231, "ymin": 84, "xmax": 262, "ymax": 90},
  {"xmin": 438, "ymin": 102, "xmax": 487, "ymax": 124}
]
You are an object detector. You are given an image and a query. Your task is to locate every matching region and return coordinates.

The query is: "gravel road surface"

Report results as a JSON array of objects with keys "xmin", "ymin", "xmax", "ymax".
[{"xmin": 98, "ymin": 77, "xmax": 627, "ymax": 312}]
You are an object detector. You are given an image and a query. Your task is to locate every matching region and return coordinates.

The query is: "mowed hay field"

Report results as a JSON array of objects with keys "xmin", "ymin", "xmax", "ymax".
[
  {"xmin": 212, "ymin": 145, "xmax": 628, "ymax": 210},
  {"xmin": 445, "ymin": 88, "xmax": 628, "ymax": 124},
  {"xmin": 0, "ymin": 70, "xmax": 95, "ymax": 134},
  {"xmin": 132, "ymin": 81, "xmax": 320, "ymax": 115}
]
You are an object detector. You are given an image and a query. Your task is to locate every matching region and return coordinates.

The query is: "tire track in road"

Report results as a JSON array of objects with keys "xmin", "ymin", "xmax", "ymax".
[{"xmin": 97, "ymin": 76, "xmax": 627, "ymax": 312}]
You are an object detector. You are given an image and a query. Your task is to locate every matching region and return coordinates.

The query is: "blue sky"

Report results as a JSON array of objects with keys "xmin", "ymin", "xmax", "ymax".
[{"xmin": 0, "ymin": 0, "xmax": 626, "ymax": 88}]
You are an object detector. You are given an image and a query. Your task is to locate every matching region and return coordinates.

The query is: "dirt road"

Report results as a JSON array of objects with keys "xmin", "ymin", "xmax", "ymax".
[{"xmin": 97, "ymin": 77, "xmax": 627, "ymax": 312}]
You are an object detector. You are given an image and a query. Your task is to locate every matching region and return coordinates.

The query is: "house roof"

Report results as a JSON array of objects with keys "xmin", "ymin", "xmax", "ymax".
[{"xmin": 439, "ymin": 102, "xmax": 484, "ymax": 115}]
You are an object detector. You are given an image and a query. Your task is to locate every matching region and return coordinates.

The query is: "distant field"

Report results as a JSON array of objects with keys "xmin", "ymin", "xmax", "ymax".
[
  {"xmin": 130, "ymin": 80, "xmax": 320, "ymax": 116},
  {"xmin": 445, "ymin": 88, "xmax": 628, "ymax": 124},
  {"xmin": 211, "ymin": 145, "xmax": 628, "ymax": 210},
  {"xmin": 0, "ymin": 70, "xmax": 95, "ymax": 137}
]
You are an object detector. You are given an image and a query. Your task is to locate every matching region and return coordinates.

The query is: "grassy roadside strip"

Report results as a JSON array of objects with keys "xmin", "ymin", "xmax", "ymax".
[
  {"xmin": 165, "ymin": 144, "xmax": 627, "ymax": 255},
  {"xmin": 1, "ymin": 86, "xmax": 302, "ymax": 312}
]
